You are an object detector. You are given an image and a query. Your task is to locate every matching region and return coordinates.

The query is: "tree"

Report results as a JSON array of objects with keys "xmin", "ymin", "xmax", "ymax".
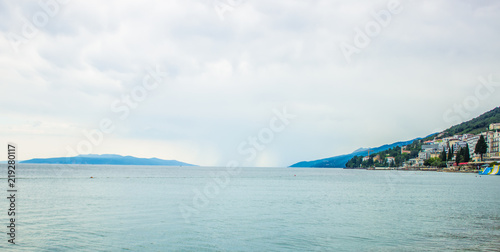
[
  {"xmin": 346, "ymin": 156, "xmax": 364, "ymax": 168},
  {"xmin": 475, "ymin": 135, "xmax": 488, "ymax": 161},
  {"xmin": 448, "ymin": 146, "xmax": 454, "ymax": 161},
  {"xmin": 464, "ymin": 144, "xmax": 470, "ymax": 162},
  {"xmin": 457, "ymin": 147, "xmax": 468, "ymax": 164},
  {"xmin": 410, "ymin": 150, "xmax": 419, "ymax": 158},
  {"xmin": 424, "ymin": 158, "xmax": 432, "ymax": 166},
  {"xmin": 425, "ymin": 157, "xmax": 446, "ymax": 167},
  {"xmin": 440, "ymin": 148, "xmax": 447, "ymax": 161},
  {"xmin": 367, "ymin": 158, "xmax": 374, "ymax": 167},
  {"xmin": 455, "ymin": 149, "xmax": 463, "ymax": 165}
]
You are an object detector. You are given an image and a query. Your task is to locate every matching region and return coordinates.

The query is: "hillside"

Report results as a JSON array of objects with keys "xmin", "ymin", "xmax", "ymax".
[
  {"xmin": 20, "ymin": 154, "xmax": 196, "ymax": 166},
  {"xmin": 441, "ymin": 107, "xmax": 500, "ymax": 137},
  {"xmin": 290, "ymin": 137, "xmax": 426, "ymax": 168},
  {"xmin": 348, "ymin": 106, "xmax": 500, "ymax": 167},
  {"xmin": 291, "ymin": 107, "xmax": 500, "ymax": 168}
]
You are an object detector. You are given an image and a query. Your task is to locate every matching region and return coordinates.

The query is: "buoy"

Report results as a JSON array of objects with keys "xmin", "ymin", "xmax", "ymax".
[
  {"xmin": 90, "ymin": 176, "xmax": 93, "ymax": 178},
  {"xmin": 294, "ymin": 175, "xmax": 296, "ymax": 176}
]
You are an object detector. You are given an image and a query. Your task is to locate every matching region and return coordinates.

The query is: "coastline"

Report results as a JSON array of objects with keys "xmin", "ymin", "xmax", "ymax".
[{"xmin": 346, "ymin": 167, "xmax": 479, "ymax": 173}]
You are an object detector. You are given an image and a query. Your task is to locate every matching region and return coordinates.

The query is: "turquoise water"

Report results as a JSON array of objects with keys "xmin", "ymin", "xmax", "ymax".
[{"xmin": 1, "ymin": 164, "xmax": 499, "ymax": 251}]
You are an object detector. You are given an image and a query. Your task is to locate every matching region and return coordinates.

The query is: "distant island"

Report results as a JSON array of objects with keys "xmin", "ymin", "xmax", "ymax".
[{"xmin": 20, "ymin": 154, "xmax": 196, "ymax": 166}]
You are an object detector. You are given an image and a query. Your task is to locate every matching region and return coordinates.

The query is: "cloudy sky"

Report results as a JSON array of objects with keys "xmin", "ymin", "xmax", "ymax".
[{"xmin": 1, "ymin": 0, "xmax": 499, "ymax": 167}]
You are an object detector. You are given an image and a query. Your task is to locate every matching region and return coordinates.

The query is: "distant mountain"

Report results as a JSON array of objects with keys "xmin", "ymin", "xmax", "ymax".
[
  {"xmin": 20, "ymin": 154, "xmax": 196, "ymax": 166},
  {"xmin": 290, "ymin": 136, "xmax": 432, "ymax": 168}
]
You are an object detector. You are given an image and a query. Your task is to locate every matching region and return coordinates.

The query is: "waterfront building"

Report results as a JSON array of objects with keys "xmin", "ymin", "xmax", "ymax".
[
  {"xmin": 487, "ymin": 131, "xmax": 500, "ymax": 159},
  {"xmin": 406, "ymin": 158, "xmax": 424, "ymax": 167}
]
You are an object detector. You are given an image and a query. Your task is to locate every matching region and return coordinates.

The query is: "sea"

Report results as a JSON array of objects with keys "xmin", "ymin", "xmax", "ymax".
[{"xmin": 0, "ymin": 164, "xmax": 499, "ymax": 251}]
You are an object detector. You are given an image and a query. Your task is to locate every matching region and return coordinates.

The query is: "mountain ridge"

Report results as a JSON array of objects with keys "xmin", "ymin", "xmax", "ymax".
[
  {"xmin": 291, "ymin": 106, "xmax": 500, "ymax": 168},
  {"xmin": 289, "ymin": 136, "xmax": 430, "ymax": 168}
]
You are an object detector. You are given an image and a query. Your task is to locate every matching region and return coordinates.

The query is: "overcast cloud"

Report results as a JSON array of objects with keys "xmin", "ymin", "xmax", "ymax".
[{"xmin": 1, "ymin": 0, "xmax": 499, "ymax": 166}]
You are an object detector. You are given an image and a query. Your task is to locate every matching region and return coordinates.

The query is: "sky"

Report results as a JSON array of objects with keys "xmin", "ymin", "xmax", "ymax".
[{"xmin": 1, "ymin": 0, "xmax": 499, "ymax": 167}]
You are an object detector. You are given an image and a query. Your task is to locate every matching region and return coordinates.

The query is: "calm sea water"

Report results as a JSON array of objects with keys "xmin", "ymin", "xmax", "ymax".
[{"xmin": 0, "ymin": 164, "xmax": 499, "ymax": 251}]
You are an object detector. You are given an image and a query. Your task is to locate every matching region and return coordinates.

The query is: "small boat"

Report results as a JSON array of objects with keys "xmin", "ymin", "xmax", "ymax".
[{"xmin": 479, "ymin": 165, "xmax": 500, "ymax": 175}]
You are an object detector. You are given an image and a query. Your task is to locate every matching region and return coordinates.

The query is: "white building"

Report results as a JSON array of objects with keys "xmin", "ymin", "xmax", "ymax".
[
  {"xmin": 465, "ymin": 135, "xmax": 480, "ymax": 156},
  {"xmin": 405, "ymin": 158, "xmax": 424, "ymax": 167},
  {"xmin": 487, "ymin": 131, "xmax": 500, "ymax": 159},
  {"xmin": 418, "ymin": 151, "xmax": 430, "ymax": 160}
]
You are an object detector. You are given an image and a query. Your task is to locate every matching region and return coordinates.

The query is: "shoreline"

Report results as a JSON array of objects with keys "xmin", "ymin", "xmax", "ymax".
[{"xmin": 346, "ymin": 167, "xmax": 479, "ymax": 173}]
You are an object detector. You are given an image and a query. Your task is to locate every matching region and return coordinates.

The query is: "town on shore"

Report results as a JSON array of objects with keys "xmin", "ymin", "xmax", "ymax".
[{"xmin": 346, "ymin": 123, "xmax": 500, "ymax": 173}]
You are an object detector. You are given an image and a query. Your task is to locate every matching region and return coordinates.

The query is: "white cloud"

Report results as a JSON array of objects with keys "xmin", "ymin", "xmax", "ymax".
[{"xmin": 1, "ymin": 0, "xmax": 500, "ymax": 166}]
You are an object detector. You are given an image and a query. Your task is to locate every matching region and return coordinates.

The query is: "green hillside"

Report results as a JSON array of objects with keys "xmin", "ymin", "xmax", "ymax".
[
  {"xmin": 442, "ymin": 107, "xmax": 500, "ymax": 137},
  {"xmin": 347, "ymin": 106, "xmax": 500, "ymax": 168}
]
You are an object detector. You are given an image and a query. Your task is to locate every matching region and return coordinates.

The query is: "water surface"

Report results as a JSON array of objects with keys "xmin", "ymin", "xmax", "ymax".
[{"xmin": 0, "ymin": 164, "xmax": 498, "ymax": 251}]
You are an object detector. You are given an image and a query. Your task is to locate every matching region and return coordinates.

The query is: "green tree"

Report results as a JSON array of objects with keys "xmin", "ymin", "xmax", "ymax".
[
  {"xmin": 424, "ymin": 158, "xmax": 433, "ymax": 166},
  {"xmin": 475, "ymin": 135, "xmax": 488, "ymax": 161},
  {"xmin": 448, "ymin": 146, "xmax": 454, "ymax": 161},
  {"xmin": 346, "ymin": 155, "xmax": 364, "ymax": 168},
  {"xmin": 455, "ymin": 150, "xmax": 461, "ymax": 165},
  {"xmin": 424, "ymin": 157, "xmax": 446, "ymax": 167},
  {"xmin": 464, "ymin": 144, "xmax": 470, "ymax": 162},
  {"xmin": 367, "ymin": 158, "xmax": 374, "ymax": 167},
  {"xmin": 459, "ymin": 147, "xmax": 467, "ymax": 164},
  {"xmin": 440, "ymin": 148, "xmax": 447, "ymax": 161},
  {"xmin": 361, "ymin": 161, "xmax": 368, "ymax": 168}
]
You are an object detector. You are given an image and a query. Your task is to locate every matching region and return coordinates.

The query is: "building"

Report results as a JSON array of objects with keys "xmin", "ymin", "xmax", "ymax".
[
  {"xmin": 373, "ymin": 155, "xmax": 381, "ymax": 162},
  {"xmin": 401, "ymin": 146, "xmax": 411, "ymax": 154},
  {"xmin": 362, "ymin": 156, "xmax": 370, "ymax": 162},
  {"xmin": 487, "ymin": 131, "xmax": 500, "ymax": 159},
  {"xmin": 448, "ymin": 138, "xmax": 460, "ymax": 147},
  {"xmin": 405, "ymin": 158, "xmax": 424, "ymax": 167},
  {"xmin": 472, "ymin": 155, "xmax": 482, "ymax": 162},
  {"xmin": 422, "ymin": 144, "xmax": 439, "ymax": 153},
  {"xmin": 465, "ymin": 135, "xmax": 480, "ymax": 156},
  {"xmin": 386, "ymin": 157, "xmax": 395, "ymax": 165},
  {"xmin": 451, "ymin": 141, "xmax": 468, "ymax": 152},
  {"xmin": 418, "ymin": 151, "xmax": 430, "ymax": 160},
  {"xmin": 489, "ymin": 123, "xmax": 500, "ymax": 131},
  {"xmin": 461, "ymin": 134, "xmax": 475, "ymax": 140}
]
